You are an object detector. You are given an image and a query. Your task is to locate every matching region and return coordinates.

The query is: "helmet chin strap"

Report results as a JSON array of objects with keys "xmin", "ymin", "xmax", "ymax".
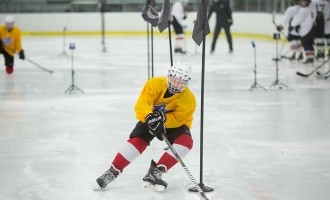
[{"xmin": 164, "ymin": 89, "xmax": 174, "ymax": 98}]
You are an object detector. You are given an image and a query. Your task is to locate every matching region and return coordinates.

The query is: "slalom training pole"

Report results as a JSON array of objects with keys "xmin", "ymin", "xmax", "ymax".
[
  {"xmin": 168, "ymin": 22, "xmax": 173, "ymax": 67},
  {"xmin": 151, "ymin": 26, "xmax": 154, "ymax": 78},
  {"xmin": 147, "ymin": 23, "xmax": 150, "ymax": 79}
]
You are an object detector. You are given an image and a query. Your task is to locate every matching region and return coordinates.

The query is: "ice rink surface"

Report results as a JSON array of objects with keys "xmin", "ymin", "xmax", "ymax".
[{"xmin": 0, "ymin": 35, "xmax": 330, "ymax": 200}]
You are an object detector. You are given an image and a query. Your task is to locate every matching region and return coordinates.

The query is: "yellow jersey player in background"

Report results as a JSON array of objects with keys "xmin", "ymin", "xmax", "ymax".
[
  {"xmin": 0, "ymin": 16, "xmax": 25, "ymax": 74},
  {"xmin": 96, "ymin": 61, "xmax": 196, "ymax": 192}
]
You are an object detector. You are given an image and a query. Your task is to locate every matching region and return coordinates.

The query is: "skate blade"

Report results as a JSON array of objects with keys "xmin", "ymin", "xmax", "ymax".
[
  {"xmin": 93, "ymin": 184, "xmax": 109, "ymax": 191},
  {"xmin": 143, "ymin": 181, "xmax": 166, "ymax": 192}
]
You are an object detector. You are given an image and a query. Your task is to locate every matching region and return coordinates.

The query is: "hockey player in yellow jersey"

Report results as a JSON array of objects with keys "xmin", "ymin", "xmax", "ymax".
[
  {"xmin": 0, "ymin": 16, "xmax": 25, "ymax": 74},
  {"xmin": 96, "ymin": 61, "xmax": 196, "ymax": 191}
]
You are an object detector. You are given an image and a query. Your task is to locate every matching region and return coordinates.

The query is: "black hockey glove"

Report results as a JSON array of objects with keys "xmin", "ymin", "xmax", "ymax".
[
  {"xmin": 276, "ymin": 25, "xmax": 283, "ymax": 32},
  {"xmin": 145, "ymin": 110, "xmax": 166, "ymax": 141},
  {"xmin": 19, "ymin": 50, "xmax": 25, "ymax": 60}
]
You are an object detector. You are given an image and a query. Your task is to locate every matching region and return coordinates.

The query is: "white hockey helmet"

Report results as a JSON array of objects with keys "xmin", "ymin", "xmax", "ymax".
[
  {"xmin": 4, "ymin": 16, "xmax": 14, "ymax": 30},
  {"xmin": 167, "ymin": 61, "xmax": 192, "ymax": 94},
  {"xmin": 299, "ymin": 0, "xmax": 310, "ymax": 6}
]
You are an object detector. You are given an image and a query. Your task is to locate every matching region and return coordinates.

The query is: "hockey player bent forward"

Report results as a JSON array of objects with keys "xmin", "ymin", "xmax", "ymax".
[
  {"xmin": 0, "ymin": 16, "xmax": 25, "ymax": 74},
  {"xmin": 96, "ymin": 61, "xmax": 196, "ymax": 191}
]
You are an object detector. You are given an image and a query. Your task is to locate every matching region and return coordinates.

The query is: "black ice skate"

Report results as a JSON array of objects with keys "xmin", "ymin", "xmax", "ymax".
[
  {"xmin": 96, "ymin": 165, "xmax": 121, "ymax": 189},
  {"xmin": 143, "ymin": 160, "xmax": 167, "ymax": 192},
  {"xmin": 174, "ymin": 48, "xmax": 186, "ymax": 54}
]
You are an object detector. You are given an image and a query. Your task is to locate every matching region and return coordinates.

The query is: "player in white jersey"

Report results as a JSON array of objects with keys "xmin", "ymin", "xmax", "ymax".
[
  {"xmin": 311, "ymin": 0, "xmax": 330, "ymax": 58},
  {"xmin": 171, "ymin": 0, "xmax": 188, "ymax": 54},
  {"xmin": 277, "ymin": 0, "xmax": 303, "ymax": 60},
  {"xmin": 291, "ymin": 0, "xmax": 317, "ymax": 63}
]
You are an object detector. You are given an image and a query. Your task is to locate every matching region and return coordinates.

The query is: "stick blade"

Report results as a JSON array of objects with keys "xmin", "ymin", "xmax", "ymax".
[
  {"xmin": 296, "ymin": 71, "xmax": 310, "ymax": 77},
  {"xmin": 143, "ymin": 181, "xmax": 166, "ymax": 192}
]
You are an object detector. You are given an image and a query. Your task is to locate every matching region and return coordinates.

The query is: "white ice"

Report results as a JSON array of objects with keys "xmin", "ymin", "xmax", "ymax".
[{"xmin": 0, "ymin": 35, "xmax": 330, "ymax": 200}]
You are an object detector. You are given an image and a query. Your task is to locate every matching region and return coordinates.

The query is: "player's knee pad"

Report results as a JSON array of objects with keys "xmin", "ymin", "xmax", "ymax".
[
  {"xmin": 127, "ymin": 137, "xmax": 148, "ymax": 154},
  {"xmin": 173, "ymin": 134, "xmax": 193, "ymax": 150}
]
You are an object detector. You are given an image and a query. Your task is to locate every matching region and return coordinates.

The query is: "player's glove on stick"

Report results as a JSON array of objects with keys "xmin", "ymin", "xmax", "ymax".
[
  {"xmin": 19, "ymin": 50, "xmax": 25, "ymax": 60},
  {"xmin": 145, "ymin": 110, "xmax": 166, "ymax": 141},
  {"xmin": 0, "ymin": 40, "xmax": 3, "ymax": 53},
  {"xmin": 276, "ymin": 25, "xmax": 283, "ymax": 31}
]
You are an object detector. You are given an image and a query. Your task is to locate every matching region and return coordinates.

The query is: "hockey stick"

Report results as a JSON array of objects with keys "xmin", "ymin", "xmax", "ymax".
[
  {"xmin": 161, "ymin": 132, "xmax": 209, "ymax": 200},
  {"xmin": 271, "ymin": 11, "xmax": 289, "ymax": 59},
  {"xmin": 315, "ymin": 39, "xmax": 330, "ymax": 78},
  {"xmin": 272, "ymin": 11, "xmax": 288, "ymax": 40},
  {"xmin": 25, "ymin": 58, "xmax": 53, "ymax": 74},
  {"xmin": 296, "ymin": 58, "xmax": 330, "ymax": 77}
]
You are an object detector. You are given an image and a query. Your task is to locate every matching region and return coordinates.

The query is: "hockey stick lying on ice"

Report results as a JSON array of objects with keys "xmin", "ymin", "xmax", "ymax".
[
  {"xmin": 25, "ymin": 58, "xmax": 53, "ymax": 74},
  {"xmin": 296, "ymin": 58, "xmax": 330, "ymax": 77},
  {"xmin": 161, "ymin": 132, "xmax": 209, "ymax": 200}
]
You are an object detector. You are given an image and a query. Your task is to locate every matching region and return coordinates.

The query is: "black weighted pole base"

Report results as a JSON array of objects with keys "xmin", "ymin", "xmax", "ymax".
[
  {"xmin": 65, "ymin": 85, "xmax": 84, "ymax": 94},
  {"xmin": 189, "ymin": 183, "xmax": 214, "ymax": 193},
  {"xmin": 269, "ymin": 79, "xmax": 288, "ymax": 89},
  {"xmin": 250, "ymin": 82, "xmax": 267, "ymax": 91}
]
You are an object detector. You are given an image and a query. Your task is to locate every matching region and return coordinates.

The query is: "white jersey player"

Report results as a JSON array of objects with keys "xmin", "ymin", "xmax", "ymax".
[
  {"xmin": 311, "ymin": 0, "xmax": 330, "ymax": 58},
  {"xmin": 277, "ymin": 0, "xmax": 303, "ymax": 60},
  {"xmin": 171, "ymin": 0, "xmax": 187, "ymax": 53},
  {"xmin": 291, "ymin": 0, "xmax": 317, "ymax": 63}
]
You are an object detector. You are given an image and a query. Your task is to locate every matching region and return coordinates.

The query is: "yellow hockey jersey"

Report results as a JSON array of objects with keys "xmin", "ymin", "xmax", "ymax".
[
  {"xmin": 135, "ymin": 77, "xmax": 196, "ymax": 129},
  {"xmin": 0, "ymin": 25, "xmax": 23, "ymax": 56}
]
